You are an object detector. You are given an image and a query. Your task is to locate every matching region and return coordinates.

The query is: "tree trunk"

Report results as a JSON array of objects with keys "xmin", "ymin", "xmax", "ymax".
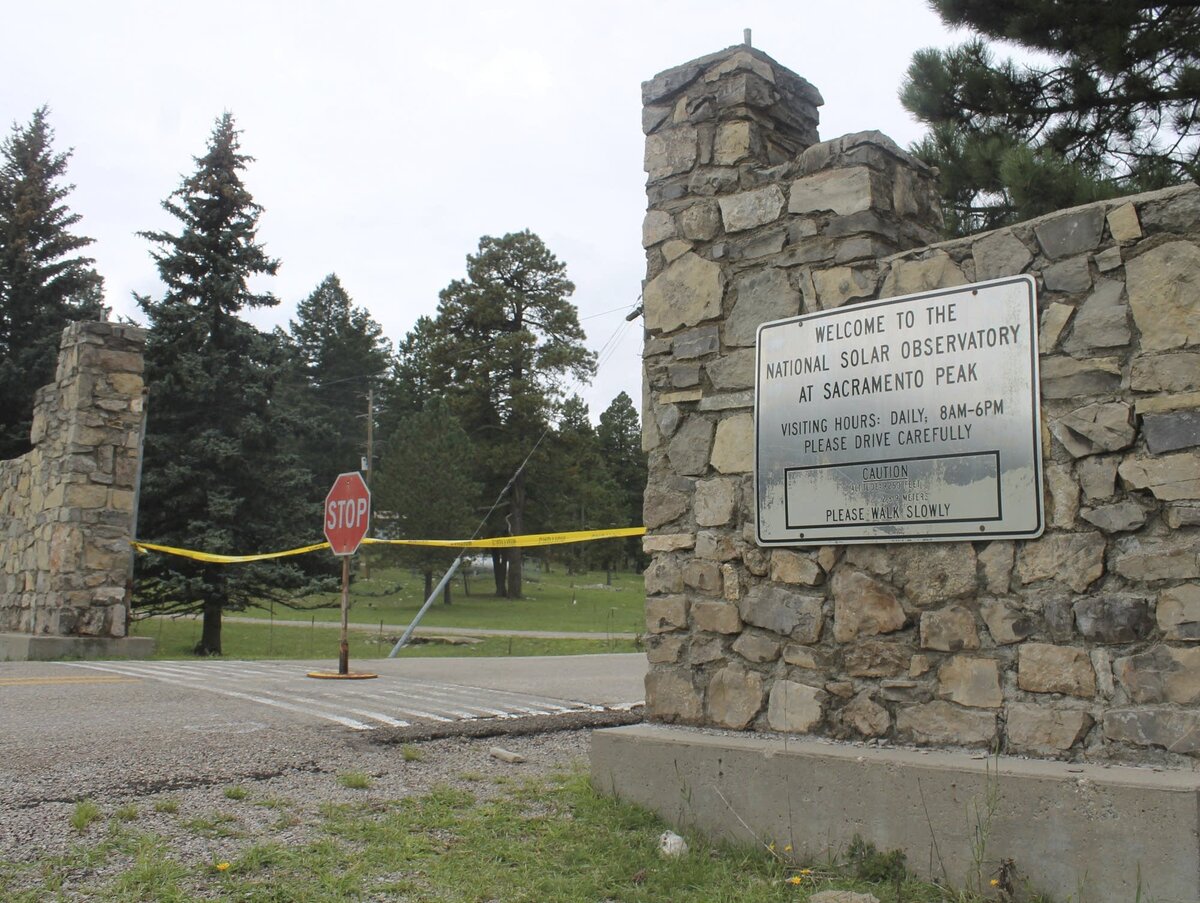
[
  {"xmin": 424, "ymin": 569, "xmax": 433, "ymax": 601},
  {"xmin": 443, "ymin": 580, "xmax": 452, "ymax": 605},
  {"xmin": 505, "ymin": 468, "xmax": 525, "ymax": 599},
  {"xmin": 195, "ymin": 598, "xmax": 223, "ymax": 656},
  {"xmin": 461, "ymin": 570, "xmax": 470, "ymax": 596},
  {"xmin": 492, "ymin": 549, "xmax": 507, "ymax": 597}
]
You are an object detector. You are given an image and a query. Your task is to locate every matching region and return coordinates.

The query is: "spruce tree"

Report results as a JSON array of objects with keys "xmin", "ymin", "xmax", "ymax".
[
  {"xmin": 0, "ymin": 107, "xmax": 104, "ymax": 458},
  {"xmin": 902, "ymin": 1, "xmax": 1197, "ymax": 235},
  {"xmin": 598, "ymin": 391, "xmax": 647, "ymax": 570},
  {"xmin": 135, "ymin": 113, "xmax": 314, "ymax": 656}
]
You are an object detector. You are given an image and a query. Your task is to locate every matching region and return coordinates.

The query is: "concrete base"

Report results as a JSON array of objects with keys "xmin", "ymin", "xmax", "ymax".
[
  {"xmin": 591, "ymin": 724, "xmax": 1200, "ymax": 903},
  {"xmin": 0, "ymin": 633, "xmax": 156, "ymax": 662}
]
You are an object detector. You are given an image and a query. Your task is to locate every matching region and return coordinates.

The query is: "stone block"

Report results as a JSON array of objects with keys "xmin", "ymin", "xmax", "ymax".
[
  {"xmin": 879, "ymin": 251, "xmax": 967, "ymax": 298},
  {"xmin": 769, "ymin": 550, "xmax": 823, "ymax": 586},
  {"xmin": 1142, "ymin": 410, "xmax": 1200, "ymax": 455},
  {"xmin": 1006, "ymin": 703, "xmax": 1093, "ymax": 756},
  {"xmin": 1157, "ymin": 584, "xmax": 1200, "ymax": 641},
  {"xmin": 1114, "ymin": 645, "xmax": 1200, "ymax": 704},
  {"xmin": 1131, "ymin": 351, "xmax": 1200, "ymax": 392},
  {"xmin": 843, "ymin": 639, "xmax": 912, "ymax": 677},
  {"xmin": 1125, "ymin": 241, "xmax": 1200, "ymax": 351},
  {"xmin": 692, "ymin": 600, "xmax": 742, "ymax": 634},
  {"xmin": 766, "ymin": 680, "xmax": 824, "ymax": 732},
  {"xmin": 809, "ymin": 265, "xmax": 875, "ymax": 309},
  {"xmin": 694, "ymin": 478, "xmax": 736, "ymax": 526},
  {"xmin": 1078, "ymin": 455, "xmax": 1119, "ymax": 501},
  {"xmin": 978, "ymin": 541, "xmax": 1014, "ymax": 594},
  {"xmin": 645, "ymin": 669, "xmax": 703, "ymax": 723},
  {"xmin": 1019, "ymin": 643, "xmax": 1097, "ymax": 698},
  {"xmin": 831, "ymin": 569, "xmax": 906, "ymax": 642},
  {"xmin": 1039, "ymin": 302, "xmax": 1073, "ymax": 352},
  {"xmin": 937, "ymin": 656, "xmax": 1002, "ymax": 708},
  {"xmin": 705, "ymin": 349, "xmax": 755, "ymax": 391},
  {"xmin": 642, "ymin": 533, "xmax": 695, "ymax": 553},
  {"xmin": 683, "ymin": 560, "xmax": 721, "ymax": 594},
  {"xmin": 1034, "ymin": 207, "xmax": 1105, "ymax": 259},
  {"xmin": 1043, "ymin": 257, "xmax": 1092, "ymax": 293},
  {"xmin": 1016, "ymin": 532, "xmax": 1106, "ymax": 592},
  {"xmin": 1103, "ymin": 707, "xmax": 1200, "ymax": 755},
  {"xmin": 738, "ymin": 584, "xmax": 823, "ymax": 642},
  {"xmin": 1107, "ymin": 202, "xmax": 1142, "ymax": 242},
  {"xmin": 648, "ymin": 593, "xmax": 686, "ymax": 634},
  {"xmin": 1081, "ymin": 500, "xmax": 1147, "ymax": 533},
  {"xmin": 1039, "ymin": 355, "xmax": 1122, "ymax": 399},
  {"xmin": 679, "ymin": 200, "xmax": 721, "ymax": 241},
  {"xmin": 732, "ymin": 631, "xmax": 781, "ymax": 663},
  {"xmin": 710, "ymin": 413, "xmax": 753, "ymax": 473},
  {"xmin": 973, "ymin": 229, "xmax": 1032, "ymax": 280},
  {"xmin": 1062, "ymin": 280, "xmax": 1129, "ymax": 352},
  {"xmin": 718, "ymin": 185, "xmax": 786, "ymax": 233},
  {"xmin": 671, "ymin": 325, "xmax": 719, "ymax": 360},
  {"xmin": 788, "ymin": 167, "xmax": 874, "ymax": 216},
  {"xmin": 841, "ymin": 691, "xmax": 891, "ymax": 737},
  {"xmin": 892, "ymin": 543, "xmax": 977, "ymax": 607},
  {"xmin": 644, "ymin": 125, "xmax": 698, "ymax": 181},
  {"xmin": 896, "ymin": 701, "xmax": 997, "ymax": 747},
  {"xmin": 667, "ymin": 415, "xmax": 714, "ymax": 476},
  {"xmin": 1112, "ymin": 535, "xmax": 1200, "ymax": 581},
  {"xmin": 981, "ymin": 598, "xmax": 1036, "ymax": 645},
  {"xmin": 643, "ymin": 252, "xmax": 724, "ymax": 333},
  {"xmin": 1072, "ymin": 594, "xmax": 1153, "ymax": 644},
  {"xmin": 1046, "ymin": 463, "xmax": 1080, "ymax": 528},
  {"xmin": 643, "ymin": 210, "xmax": 676, "ymax": 247},
  {"xmin": 920, "ymin": 606, "xmax": 980, "ymax": 652},
  {"xmin": 713, "ymin": 120, "xmax": 753, "ymax": 165},
  {"xmin": 695, "ymin": 530, "xmax": 739, "ymax": 562},
  {"xmin": 721, "ymin": 563, "xmax": 740, "ymax": 601},
  {"xmin": 646, "ymin": 634, "xmax": 685, "ymax": 664},
  {"xmin": 643, "ymin": 487, "xmax": 689, "ymax": 529},
  {"xmin": 725, "ymin": 268, "xmax": 800, "ymax": 347},
  {"xmin": 644, "ymin": 558, "xmax": 685, "ymax": 595},
  {"xmin": 706, "ymin": 665, "xmax": 764, "ymax": 729}
]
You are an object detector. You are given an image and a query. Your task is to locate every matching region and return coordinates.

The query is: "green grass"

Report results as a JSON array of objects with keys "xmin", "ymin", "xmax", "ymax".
[
  {"xmin": 223, "ymin": 786, "xmax": 249, "ymax": 801},
  {"xmin": 2, "ymin": 772, "xmax": 1014, "ymax": 902},
  {"xmin": 400, "ymin": 743, "xmax": 423, "ymax": 763},
  {"xmin": 70, "ymin": 799, "xmax": 101, "ymax": 833},
  {"xmin": 245, "ymin": 563, "xmax": 645, "ymax": 634},
  {"xmin": 130, "ymin": 615, "xmax": 639, "ymax": 661},
  {"xmin": 337, "ymin": 771, "xmax": 372, "ymax": 790}
]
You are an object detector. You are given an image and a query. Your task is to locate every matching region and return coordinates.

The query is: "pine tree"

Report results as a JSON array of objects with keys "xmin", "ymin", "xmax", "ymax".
[
  {"xmin": 286, "ymin": 273, "xmax": 392, "ymax": 495},
  {"xmin": 422, "ymin": 231, "xmax": 595, "ymax": 598},
  {"xmin": 135, "ymin": 113, "xmax": 315, "ymax": 656},
  {"xmin": 598, "ymin": 391, "xmax": 647, "ymax": 571},
  {"xmin": 901, "ymin": 1, "xmax": 1197, "ymax": 235},
  {"xmin": 374, "ymin": 399, "xmax": 479, "ymax": 602},
  {"xmin": 0, "ymin": 107, "xmax": 104, "ymax": 458}
]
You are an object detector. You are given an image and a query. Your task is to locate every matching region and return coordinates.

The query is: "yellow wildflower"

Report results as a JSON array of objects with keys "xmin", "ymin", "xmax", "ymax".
[
  {"xmin": 800, "ymin": 868, "xmax": 813, "ymax": 876},
  {"xmin": 215, "ymin": 862, "xmax": 230, "ymax": 872},
  {"xmin": 784, "ymin": 844, "xmax": 793, "ymax": 853},
  {"xmin": 768, "ymin": 842, "xmax": 776, "ymax": 851},
  {"xmin": 990, "ymin": 878, "xmax": 1000, "ymax": 887},
  {"xmin": 787, "ymin": 876, "xmax": 804, "ymax": 885}
]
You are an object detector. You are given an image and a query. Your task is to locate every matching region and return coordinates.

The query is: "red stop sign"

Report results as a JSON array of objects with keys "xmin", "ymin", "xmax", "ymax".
[{"xmin": 324, "ymin": 472, "xmax": 371, "ymax": 556}]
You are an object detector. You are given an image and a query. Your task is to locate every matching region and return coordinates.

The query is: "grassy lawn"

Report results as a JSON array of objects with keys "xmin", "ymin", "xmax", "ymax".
[
  {"xmin": 0, "ymin": 771, "xmax": 1002, "ymax": 902},
  {"xmin": 243, "ymin": 561, "xmax": 646, "ymax": 636},
  {"xmin": 129, "ymin": 615, "xmax": 640, "ymax": 661}
]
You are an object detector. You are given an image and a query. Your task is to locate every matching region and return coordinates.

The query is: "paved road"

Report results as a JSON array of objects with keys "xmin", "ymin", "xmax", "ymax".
[
  {"xmin": 0, "ymin": 653, "xmax": 647, "ymax": 737},
  {"xmin": 223, "ymin": 615, "xmax": 641, "ymax": 640}
]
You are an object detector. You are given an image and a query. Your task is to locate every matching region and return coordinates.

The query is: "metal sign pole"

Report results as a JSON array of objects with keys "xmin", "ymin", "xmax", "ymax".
[
  {"xmin": 338, "ymin": 556, "xmax": 350, "ymax": 675},
  {"xmin": 388, "ymin": 554, "xmax": 464, "ymax": 657}
]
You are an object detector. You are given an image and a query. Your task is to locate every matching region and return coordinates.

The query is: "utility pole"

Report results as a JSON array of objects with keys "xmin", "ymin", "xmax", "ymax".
[{"xmin": 362, "ymin": 386, "xmax": 375, "ymax": 579}]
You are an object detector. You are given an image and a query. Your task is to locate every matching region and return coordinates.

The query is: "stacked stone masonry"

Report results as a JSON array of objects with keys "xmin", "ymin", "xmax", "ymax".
[
  {"xmin": 0, "ymin": 322, "xmax": 146, "ymax": 638},
  {"xmin": 640, "ymin": 45, "xmax": 1200, "ymax": 766}
]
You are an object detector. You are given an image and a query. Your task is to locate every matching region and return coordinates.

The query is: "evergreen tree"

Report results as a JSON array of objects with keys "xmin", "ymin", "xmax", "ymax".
[
  {"xmin": 422, "ymin": 231, "xmax": 595, "ymax": 598},
  {"xmin": 374, "ymin": 399, "xmax": 479, "ymax": 602},
  {"xmin": 902, "ymin": 0, "xmax": 1196, "ymax": 235},
  {"xmin": 135, "ymin": 113, "xmax": 314, "ymax": 656},
  {"xmin": 598, "ymin": 390, "xmax": 647, "ymax": 570},
  {"xmin": 0, "ymin": 107, "xmax": 104, "ymax": 458},
  {"xmin": 285, "ymin": 273, "xmax": 392, "ymax": 495}
]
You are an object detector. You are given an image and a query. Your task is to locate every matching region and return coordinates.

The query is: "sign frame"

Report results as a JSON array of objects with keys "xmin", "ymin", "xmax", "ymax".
[{"xmin": 754, "ymin": 275, "xmax": 1043, "ymax": 546}]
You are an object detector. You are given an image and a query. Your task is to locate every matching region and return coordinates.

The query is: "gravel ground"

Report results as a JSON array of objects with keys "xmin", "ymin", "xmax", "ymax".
[{"xmin": 0, "ymin": 714, "xmax": 628, "ymax": 897}]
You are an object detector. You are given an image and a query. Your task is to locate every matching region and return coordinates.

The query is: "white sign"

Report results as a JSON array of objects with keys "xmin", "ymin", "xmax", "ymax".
[{"xmin": 755, "ymin": 275, "xmax": 1043, "ymax": 545}]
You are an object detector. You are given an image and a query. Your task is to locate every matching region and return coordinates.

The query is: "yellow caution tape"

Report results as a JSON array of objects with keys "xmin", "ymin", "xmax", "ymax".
[
  {"xmin": 132, "ymin": 526, "xmax": 646, "ymax": 564},
  {"xmin": 132, "ymin": 541, "xmax": 332, "ymax": 564}
]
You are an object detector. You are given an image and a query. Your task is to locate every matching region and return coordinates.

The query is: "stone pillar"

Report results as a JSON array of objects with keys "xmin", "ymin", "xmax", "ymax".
[
  {"xmin": 0, "ymin": 321, "xmax": 154, "ymax": 660},
  {"xmin": 639, "ymin": 45, "xmax": 942, "ymax": 729}
]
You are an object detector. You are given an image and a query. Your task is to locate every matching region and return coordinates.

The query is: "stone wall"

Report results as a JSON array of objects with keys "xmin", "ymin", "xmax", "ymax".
[
  {"xmin": 0, "ymin": 321, "xmax": 146, "ymax": 641},
  {"xmin": 640, "ymin": 45, "xmax": 1200, "ymax": 766}
]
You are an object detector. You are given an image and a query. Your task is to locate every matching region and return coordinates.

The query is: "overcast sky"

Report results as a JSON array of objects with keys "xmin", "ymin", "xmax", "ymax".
[{"xmin": 3, "ymin": 1, "xmax": 960, "ymax": 420}]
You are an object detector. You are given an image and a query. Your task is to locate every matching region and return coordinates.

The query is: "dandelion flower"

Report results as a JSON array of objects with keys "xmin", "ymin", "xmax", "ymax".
[
  {"xmin": 784, "ymin": 844, "xmax": 793, "ymax": 853},
  {"xmin": 799, "ymin": 868, "xmax": 813, "ymax": 876},
  {"xmin": 787, "ymin": 876, "xmax": 804, "ymax": 885},
  {"xmin": 768, "ymin": 842, "xmax": 776, "ymax": 852},
  {"xmin": 990, "ymin": 878, "xmax": 1000, "ymax": 887},
  {"xmin": 215, "ymin": 862, "xmax": 230, "ymax": 872}
]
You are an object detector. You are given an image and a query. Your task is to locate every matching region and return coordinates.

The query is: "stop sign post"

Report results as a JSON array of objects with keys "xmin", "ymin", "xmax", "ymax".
[{"xmin": 323, "ymin": 472, "xmax": 371, "ymax": 676}]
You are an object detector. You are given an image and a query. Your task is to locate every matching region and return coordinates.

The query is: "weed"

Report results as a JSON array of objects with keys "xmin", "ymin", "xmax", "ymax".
[
  {"xmin": 70, "ymin": 799, "xmax": 101, "ymax": 833},
  {"xmin": 338, "ymin": 771, "xmax": 372, "ymax": 790},
  {"xmin": 153, "ymin": 798, "xmax": 179, "ymax": 814},
  {"xmin": 459, "ymin": 771, "xmax": 486, "ymax": 782},
  {"xmin": 224, "ymin": 785, "xmax": 249, "ymax": 800},
  {"xmin": 401, "ymin": 744, "xmax": 423, "ymax": 763},
  {"xmin": 845, "ymin": 833, "xmax": 908, "ymax": 883},
  {"xmin": 113, "ymin": 804, "xmax": 139, "ymax": 822},
  {"xmin": 183, "ymin": 812, "xmax": 241, "ymax": 838}
]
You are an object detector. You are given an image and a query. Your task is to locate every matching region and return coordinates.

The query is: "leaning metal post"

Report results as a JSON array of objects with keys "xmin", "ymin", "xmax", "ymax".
[{"xmin": 388, "ymin": 554, "xmax": 465, "ymax": 657}]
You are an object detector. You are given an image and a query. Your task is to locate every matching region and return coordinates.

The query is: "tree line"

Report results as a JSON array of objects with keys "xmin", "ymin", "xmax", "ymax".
[{"xmin": 0, "ymin": 110, "xmax": 646, "ymax": 655}]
